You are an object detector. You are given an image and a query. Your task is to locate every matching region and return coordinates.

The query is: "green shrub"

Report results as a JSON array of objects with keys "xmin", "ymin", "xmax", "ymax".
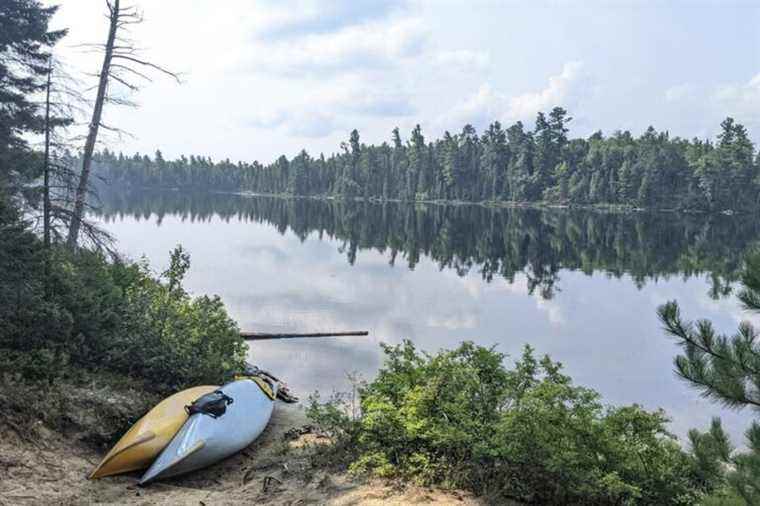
[
  {"xmin": 105, "ymin": 246, "xmax": 247, "ymax": 388},
  {"xmin": 308, "ymin": 341, "xmax": 711, "ymax": 505},
  {"xmin": 700, "ymin": 490, "xmax": 748, "ymax": 506},
  {"xmin": 0, "ymin": 212, "xmax": 246, "ymax": 391}
]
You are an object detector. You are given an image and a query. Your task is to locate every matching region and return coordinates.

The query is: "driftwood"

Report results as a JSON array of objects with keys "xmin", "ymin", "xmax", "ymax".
[{"xmin": 240, "ymin": 331, "xmax": 368, "ymax": 341}]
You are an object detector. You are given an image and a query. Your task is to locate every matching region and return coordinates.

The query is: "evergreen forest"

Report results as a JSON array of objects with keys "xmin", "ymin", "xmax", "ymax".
[{"xmin": 93, "ymin": 111, "xmax": 760, "ymax": 212}]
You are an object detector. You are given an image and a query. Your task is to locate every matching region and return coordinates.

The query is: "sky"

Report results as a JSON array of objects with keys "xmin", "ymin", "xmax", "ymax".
[{"xmin": 46, "ymin": 0, "xmax": 760, "ymax": 163}]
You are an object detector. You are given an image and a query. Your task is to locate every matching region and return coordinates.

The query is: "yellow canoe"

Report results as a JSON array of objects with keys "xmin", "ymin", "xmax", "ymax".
[{"xmin": 90, "ymin": 385, "xmax": 218, "ymax": 479}]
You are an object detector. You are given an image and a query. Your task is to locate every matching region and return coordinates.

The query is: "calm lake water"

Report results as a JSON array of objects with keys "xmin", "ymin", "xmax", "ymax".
[{"xmin": 94, "ymin": 191, "xmax": 758, "ymax": 445}]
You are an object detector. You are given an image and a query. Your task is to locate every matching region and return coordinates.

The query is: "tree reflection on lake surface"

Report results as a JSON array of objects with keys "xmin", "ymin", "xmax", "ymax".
[{"xmin": 94, "ymin": 190, "xmax": 759, "ymax": 445}]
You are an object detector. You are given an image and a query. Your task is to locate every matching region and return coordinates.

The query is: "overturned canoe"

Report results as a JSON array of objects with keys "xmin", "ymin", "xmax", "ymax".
[
  {"xmin": 139, "ymin": 377, "xmax": 276, "ymax": 484},
  {"xmin": 89, "ymin": 385, "xmax": 218, "ymax": 479}
]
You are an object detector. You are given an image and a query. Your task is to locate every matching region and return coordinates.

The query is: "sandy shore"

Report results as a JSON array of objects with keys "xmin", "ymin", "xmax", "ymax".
[{"xmin": 0, "ymin": 403, "xmax": 484, "ymax": 505}]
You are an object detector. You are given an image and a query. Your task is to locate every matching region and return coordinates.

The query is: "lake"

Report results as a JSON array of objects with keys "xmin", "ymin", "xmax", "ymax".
[{"xmin": 94, "ymin": 190, "xmax": 758, "ymax": 446}]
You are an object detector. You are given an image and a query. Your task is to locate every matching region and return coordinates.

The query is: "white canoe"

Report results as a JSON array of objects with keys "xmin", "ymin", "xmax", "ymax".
[{"xmin": 139, "ymin": 378, "xmax": 276, "ymax": 484}]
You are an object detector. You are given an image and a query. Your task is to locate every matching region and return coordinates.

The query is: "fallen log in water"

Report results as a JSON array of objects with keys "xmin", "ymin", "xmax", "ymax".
[{"xmin": 241, "ymin": 331, "xmax": 369, "ymax": 341}]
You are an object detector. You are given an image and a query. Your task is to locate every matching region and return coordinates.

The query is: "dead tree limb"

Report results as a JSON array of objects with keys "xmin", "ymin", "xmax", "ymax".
[{"xmin": 67, "ymin": 0, "xmax": 178, "ymax": 249}]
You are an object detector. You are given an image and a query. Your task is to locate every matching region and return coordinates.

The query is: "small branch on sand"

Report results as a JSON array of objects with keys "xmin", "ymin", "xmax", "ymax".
[{"xmin": 241, "ymin": 331, "xmax": 369, "ymax": 341}]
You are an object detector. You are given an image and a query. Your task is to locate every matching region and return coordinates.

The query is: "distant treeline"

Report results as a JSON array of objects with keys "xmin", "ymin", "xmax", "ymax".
[
  {"xmin": 93, "ymin": 109, "xmax": 760, "ymax": 211},
  {"xmin": 98, "ymin": 190, "xmax": 760, "ymax": 299}
]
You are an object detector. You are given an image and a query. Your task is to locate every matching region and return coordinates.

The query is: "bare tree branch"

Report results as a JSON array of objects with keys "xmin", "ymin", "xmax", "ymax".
[
  {"xmin": 66, "ymin": 0, "xmax": 179, "ymax": 248},
  {"xmin": 110, "ymin": 54, "xmax": 181, "ymax": 82}
]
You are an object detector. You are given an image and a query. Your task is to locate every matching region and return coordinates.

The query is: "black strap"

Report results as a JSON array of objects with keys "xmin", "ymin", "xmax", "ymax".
[
  {"xmin": 185, "ymin": 390, "xmax": 234, "ymax": 418},
  {"xmin": 216, "ymin": 390, "xmax": 234, "ymax": 405}
]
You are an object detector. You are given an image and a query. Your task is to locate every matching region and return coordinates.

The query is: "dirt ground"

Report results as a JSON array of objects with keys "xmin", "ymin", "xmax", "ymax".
[{"xmin": 0, "ymin": 403, "xmax": 484, "ymax": 506}]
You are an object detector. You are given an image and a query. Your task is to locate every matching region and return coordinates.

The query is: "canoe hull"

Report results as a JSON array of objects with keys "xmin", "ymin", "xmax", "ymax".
[
  {"xmin": 139, "ymin": 378, "xmax": 275, "ymax": 484},
  {"xmin": 90, "ymin": 385, "xmax": 218, "ymax": 479}
]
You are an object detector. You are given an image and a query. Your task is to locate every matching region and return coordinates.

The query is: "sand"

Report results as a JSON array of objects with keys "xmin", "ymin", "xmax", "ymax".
[{"xmin": 0, "ymin": 403, "xmax": 484, "ymax": 505}]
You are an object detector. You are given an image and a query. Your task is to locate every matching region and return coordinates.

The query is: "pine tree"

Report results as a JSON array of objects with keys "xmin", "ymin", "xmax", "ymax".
[
  {"xmin": 659, "ymin": 249, "xmax": 760, "ymax": 503},
  {"xmin": 717, "ymin": 118, "xmax": 758, "ymax": 211},
  {"xmin": 481, "ymin": 122, "xmax": 507, "ymax": 201},
  {"xmin": 88, "ymin": 115, "xmax": 757, "ymax": 212},
  {"xmin": 289, "ymin": 150, "xmax": 309, "ymax": 195},
  {"xmin": 441, "ymin": 131, "xmax": 458, "ymax": 199},
  {"xmin": 554, "ymin": 161, "xmax": 570, "ymax": 201},
  {"xmin": 505, "ymin": 121, "xmax": 532, "ymax": 201},
  {"xmin": 0, "ymin": 0, "xmax": 65, "ymax": 205},
  {"xmin": 617, "ymin": 160, "xmax": 636, "ymax": 204},
  {"xmin": 458, "ymin": 124, "xmax": 479, "ymax": 201},
  {"xmin": 407, "ymin": 125, "xmax": 426, "ymax": 199}
]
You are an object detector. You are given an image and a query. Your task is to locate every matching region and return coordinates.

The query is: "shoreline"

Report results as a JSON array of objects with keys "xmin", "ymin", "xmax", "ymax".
[
  {"xmin": 119, "ymin": 185, "xmax": 748, "ymax": 216},
  {"xmin": 0, "ymin": 377, "xmax": 485, "ymax": 505}
]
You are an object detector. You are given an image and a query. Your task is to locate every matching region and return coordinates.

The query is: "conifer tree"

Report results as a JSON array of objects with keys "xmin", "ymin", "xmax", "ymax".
[
  {"xmin": 88, "ymin": 113, "xmax": 758, "ymax": 213},
  {"xmin": 659, "ymin": 250, "xmax": 760, "ymax": 503},
  {"xmin": 0, "ymin": 0, "xmax": 65, "ymax": 205}
]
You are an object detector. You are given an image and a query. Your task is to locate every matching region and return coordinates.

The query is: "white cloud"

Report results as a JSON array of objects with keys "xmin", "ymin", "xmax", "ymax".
[
  {"xmin": 714, "ymin": 72, "xmax": 760, "ymax": 125},
  {"xmin": 661, "ymin": 73, "xmax": 760, "ymax": 136},
  {"xmin": 507, "ymin": 61, "xmax": 586, "ymax": 120},
  {"xmin": 535, "ymin": 297, "xmax": 566, "ymax": 326},
  {"xmin": 40, "ymin": 1, "xmax": 760, "ymax": 162},
  {"xmin": 426, "ymin": 313, "xmax": 478, "ymax": 330},
  {"xmin": 251, "ymin": 0, "xmax": 410, "ymax": 41},
  {"xmin": 488, "ymin": 274, "xmax": 566, "ymax": 327},
  {"xmin": 440, "ymin": 61, "xmax": 588, "ymax": 130},
  {"xmin": 434, "ymin": 50, "xmax": 491, "ymax": 72},
  {"xmin": 348, "ymin": 91, "xmax": 416, "ymax": 117},
  {"xmin": 279, "ymin": 113, "xmax": 337, "ymax": 139},
  {"xmin": 246, "ymin": 18, "xmax": 428, "ymax": 77},
  {"xmin": 248, "ymin": 110, "xmax": 337, "ymax": 139},
  {"xmin": 247, "ymin": 109, "xmax": 289, "ymax": 129},
  {"xmin": 443, "ymin": 83, "xmax": 506, "ymax": 128},
  {"xmin": 665, "ymin": 83, "xmax": 697, "ymax": 102},
  {"xmin": 247, "ymin": 78, "xmax": 415, "ymax": 138}
]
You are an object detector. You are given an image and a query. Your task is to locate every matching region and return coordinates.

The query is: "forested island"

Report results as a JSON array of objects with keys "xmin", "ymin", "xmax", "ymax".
[{"xmin": 93, "ymin": 111, "xmax": 760, "ymax": 212}]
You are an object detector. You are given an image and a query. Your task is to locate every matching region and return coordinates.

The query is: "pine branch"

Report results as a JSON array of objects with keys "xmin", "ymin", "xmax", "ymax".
[{"xmin": 659, "ymin": 301, "xmax": 760, "ymax": 411}]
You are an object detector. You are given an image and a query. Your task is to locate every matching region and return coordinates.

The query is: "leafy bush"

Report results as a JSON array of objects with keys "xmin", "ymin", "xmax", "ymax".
[
  {"xmin": 0, "ymin": 207, "xmax": 246, "ymax": 390},
  {"xmin": 308, "ymin": 341, "xmax": 712, "ymax": 505},
  {"xmin": 113, "ymin": 246, "xmax": 247, "ymax": 387}
]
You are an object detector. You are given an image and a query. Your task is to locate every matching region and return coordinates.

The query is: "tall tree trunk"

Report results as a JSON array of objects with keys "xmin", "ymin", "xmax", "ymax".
[
  {"xmin": 43, "ymin": 59, "xmax": 52, "ymax": 251},
  {"xmin": 66, "ymin": 0, "xmax": 119, "ymax": 249},
  {"xmin": 43, "ymin": 59, "xmax": 52, "ymax": 298}
]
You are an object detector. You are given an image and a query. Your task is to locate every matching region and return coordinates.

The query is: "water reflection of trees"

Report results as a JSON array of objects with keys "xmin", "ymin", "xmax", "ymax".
[{"xmin": 96, "ymin": 190, "xmax": 760, "ymax": 299}]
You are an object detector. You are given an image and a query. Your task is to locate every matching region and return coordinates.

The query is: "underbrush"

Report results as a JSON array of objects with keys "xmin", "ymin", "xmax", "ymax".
[
  {"xmin": 307, "ymin": 341, "xmax": 717, "ymax": 505},
  {"xmin": 0, "ymin": 368, "xmax": 160, "ymax": 446},
  {"xmin": 0, "ymin": 213, "xmax": 246, "ymax": 391}
]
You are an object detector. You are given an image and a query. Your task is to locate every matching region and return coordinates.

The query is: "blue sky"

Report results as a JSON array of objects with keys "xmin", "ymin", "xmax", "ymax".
[{"xmin": 49, "ymin": 0, "xmax": 759, "ymax": 162}]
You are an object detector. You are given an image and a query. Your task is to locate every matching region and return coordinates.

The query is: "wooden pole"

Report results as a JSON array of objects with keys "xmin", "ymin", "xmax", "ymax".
[{"xmin": 241, "ymin": 331, "xmax": 368, "ymax": 341}]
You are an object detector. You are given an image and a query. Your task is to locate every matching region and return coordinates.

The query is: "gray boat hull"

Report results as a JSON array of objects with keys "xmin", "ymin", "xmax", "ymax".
[{"xmin": 139, "ymin": 378, "xmax": 275, "ymax": 484}]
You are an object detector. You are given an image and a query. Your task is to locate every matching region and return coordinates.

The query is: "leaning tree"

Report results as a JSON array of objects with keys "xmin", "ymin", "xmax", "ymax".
[{"xmin": 67, "ymin": 0, "xmax": 178, "ymax": 249}]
